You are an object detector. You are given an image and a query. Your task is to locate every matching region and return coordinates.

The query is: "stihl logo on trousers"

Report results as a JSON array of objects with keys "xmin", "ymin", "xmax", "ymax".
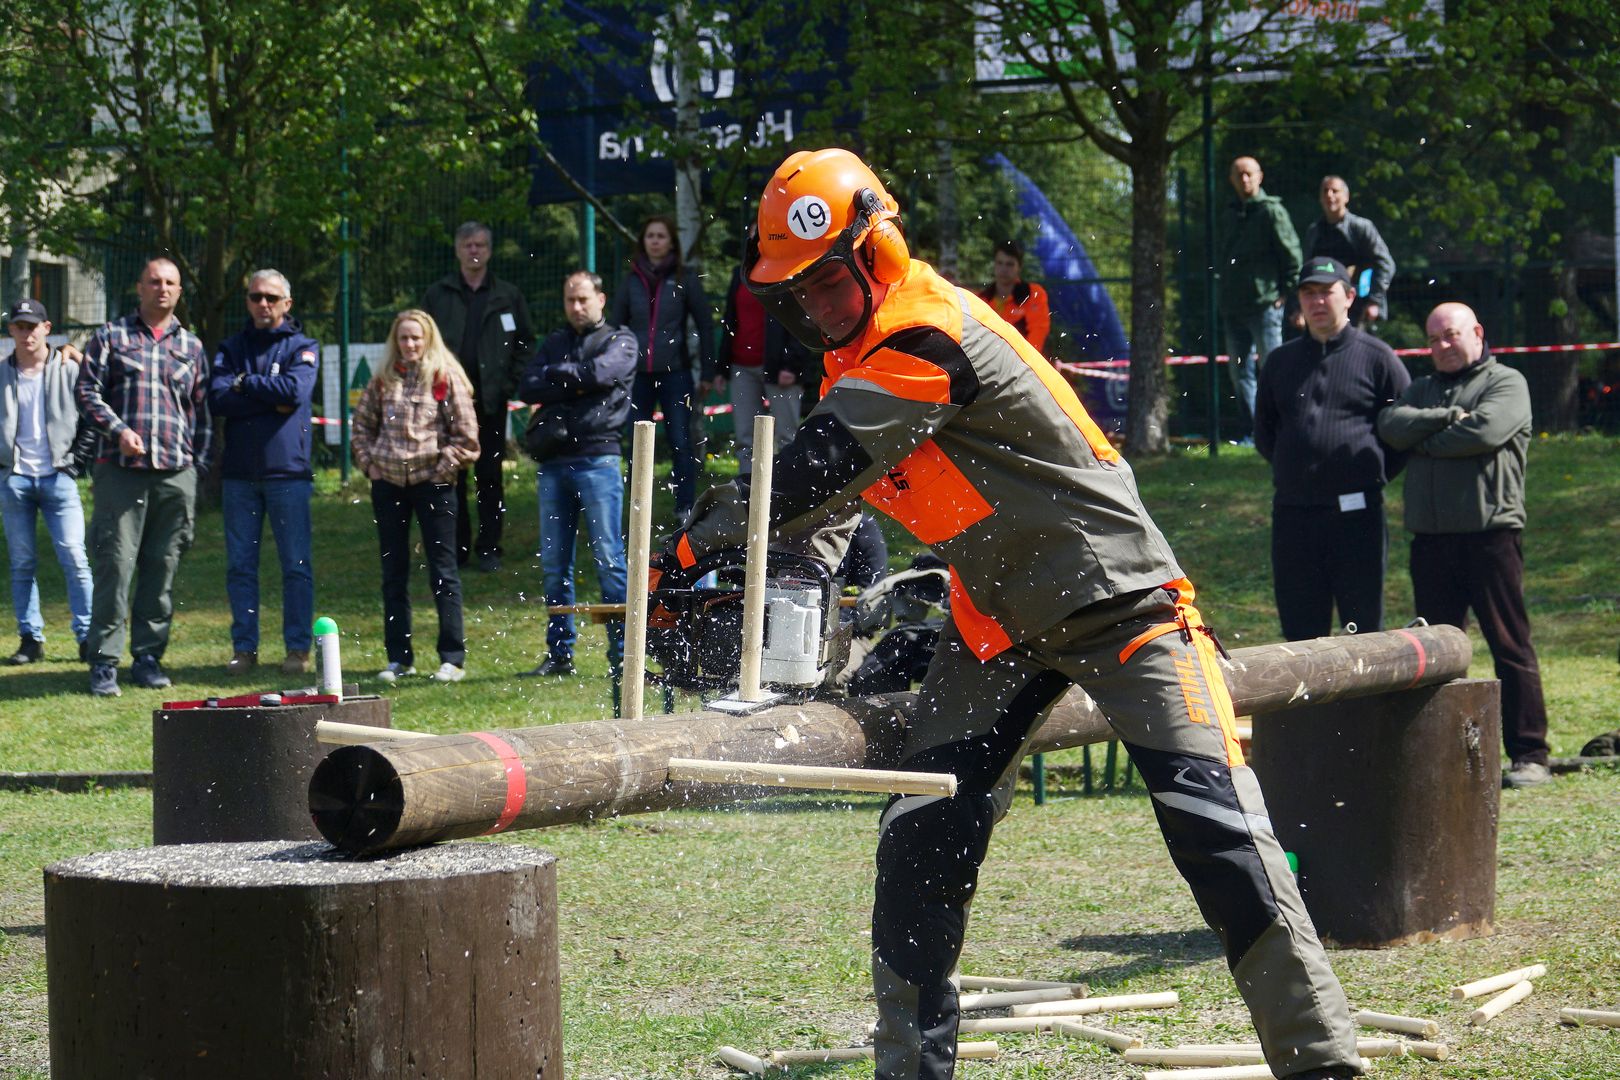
[{"xmin": 1172, "ymin": 649, "xmax": 1211, "ymax": 725}]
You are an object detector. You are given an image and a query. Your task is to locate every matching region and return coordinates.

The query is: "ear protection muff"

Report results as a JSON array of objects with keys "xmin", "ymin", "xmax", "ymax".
[{"xmin": 854, "ymin": 187, "xmax": 910, "ymax": 285}]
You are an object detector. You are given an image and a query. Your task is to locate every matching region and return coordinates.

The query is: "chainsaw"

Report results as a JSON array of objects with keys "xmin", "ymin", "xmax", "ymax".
[{"xmin": 646, "ymin": 547, "xmax": 851, "ymax": 697}]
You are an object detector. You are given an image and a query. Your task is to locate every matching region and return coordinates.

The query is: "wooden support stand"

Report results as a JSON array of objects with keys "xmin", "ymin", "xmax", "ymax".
[
  {"xmin": 152, "ymin": 696, "xmax": 392, "ymax": 844},
  {"xmin": 1248, "ymin": 678, "xmax": 1501, "ymax": 948},
  {"xmin": 45, "ymin": 840, "xmax": 561, "ymax": 1079}
]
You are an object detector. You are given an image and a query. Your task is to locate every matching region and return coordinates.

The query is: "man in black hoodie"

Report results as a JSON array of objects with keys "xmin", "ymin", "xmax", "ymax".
[
  {"xmin": 1255, "ymin": 257, "xmax": 1410, "ymax": 642},
  {"xmin": 516, "ymin": 270, "xmax": 637, "ymax": 678},
  {"xmin": 423, "ymin": 221, "xmax": 535, "ymax": 573}
]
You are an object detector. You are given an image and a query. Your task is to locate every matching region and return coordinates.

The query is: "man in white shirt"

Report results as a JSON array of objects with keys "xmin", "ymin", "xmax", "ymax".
[{"xmin": 0, "ymin": 298, "xmax": 94, "ymax": 664}]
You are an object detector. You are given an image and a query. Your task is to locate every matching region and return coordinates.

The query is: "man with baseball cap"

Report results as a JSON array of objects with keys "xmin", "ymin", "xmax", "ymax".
[
  {"xmin": 1255, "ymin": 256, "xmax": 1411, "ymax": 641},
  {"xmin": 1, "ymin": 298, "xmax": 95, "ymax": 664}
]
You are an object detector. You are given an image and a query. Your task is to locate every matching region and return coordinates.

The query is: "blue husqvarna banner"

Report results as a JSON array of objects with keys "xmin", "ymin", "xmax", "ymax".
[{"xmin": 528, "ymin": 1, "xmax": 844, "ymax": 202}]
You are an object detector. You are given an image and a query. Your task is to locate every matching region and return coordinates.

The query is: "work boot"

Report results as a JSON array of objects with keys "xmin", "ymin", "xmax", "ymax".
[
  {"xmin": 225, "ymin": 650, "xmax": 258, "ymax": 675},
  {"xmin": 281, "ymin": 650, "xmax": 310, "ymax": 676},
  {"xmin": 130, "ymin": 653, "xmax": 172, "ymax": 690},
  {"xmin": 8, "ymin": 635, "xmax": 44, "ymax": 665},
  {"xmin": 477, "ymin": 551, "xmax": 502, "ymax": 573},
  {"xmin": 1503, "ymin": 760, "xmax": 1552, "ymax": 789},
  {"xmin": 519, "ymin": 655, "xmax": 576, "ymax": 678},
  {"xmin": 89, "ymin": 662, "xmax": 121, "ymax": 698}
]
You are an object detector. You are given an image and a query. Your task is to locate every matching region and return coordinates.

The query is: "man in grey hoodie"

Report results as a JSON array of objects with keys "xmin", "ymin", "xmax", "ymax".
[
  {"xmin": 1377, "ymin": 302, "xmax": 1551, "ymax": 789},
  {"xmin": 0, "ymin": 298, "xmax": 93, "ymax": 664}
]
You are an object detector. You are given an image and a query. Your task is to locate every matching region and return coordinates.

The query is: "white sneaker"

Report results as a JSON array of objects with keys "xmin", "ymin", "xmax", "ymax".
[
  {"xmin": 432, "ymin": 662, "xmax": 466, "ymax": 683},
  {"xmin": 377, "ymin": 662, "xmax": 415, "ymax": 683}
]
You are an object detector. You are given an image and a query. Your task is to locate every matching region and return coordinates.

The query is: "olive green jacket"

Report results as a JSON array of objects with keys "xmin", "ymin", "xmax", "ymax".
[{"xmin": 1376, "ymin": 353, "xmax": 1530, "ymax": 534}]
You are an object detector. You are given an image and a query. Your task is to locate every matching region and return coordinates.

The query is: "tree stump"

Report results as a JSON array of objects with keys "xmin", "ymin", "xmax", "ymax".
[
  {"xmin": 1248, "ymin": 678, "xmax": 1501, "ymax": 948},
  {"xmin": 153, "ymin": 696, "xmax": 392, "ymax": 844},
  {"xmin": 45, "ymin": 840, "xmax": 561, "ymax": 1079}
]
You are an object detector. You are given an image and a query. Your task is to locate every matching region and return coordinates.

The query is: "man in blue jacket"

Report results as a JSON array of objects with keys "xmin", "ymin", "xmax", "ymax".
[
  {"xmin": 516, "ymin": 270, "xmax": 636, "ymax": 678},
  {"xmin": 207, "ymin": 269, "xmax": 319, "ymax": 676}
]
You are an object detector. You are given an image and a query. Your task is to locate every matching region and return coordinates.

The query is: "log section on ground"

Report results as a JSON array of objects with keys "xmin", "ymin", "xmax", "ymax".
[{"xmin": 311, "ymin": 625, "xmax": 1470, "ymax": 853}]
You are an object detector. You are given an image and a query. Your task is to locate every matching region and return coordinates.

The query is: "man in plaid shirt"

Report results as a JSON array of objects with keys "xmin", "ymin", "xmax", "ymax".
[{"xmin": 76, "ymin": 257, "xmax": 212, "ymax": 696}]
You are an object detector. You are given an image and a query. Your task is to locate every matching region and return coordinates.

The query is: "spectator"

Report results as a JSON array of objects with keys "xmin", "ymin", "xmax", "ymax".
[
  {"xmin": 1220, "ymin": 155, "xmax": 1301, "ymax": 441},
  {"xmin": 719, "ymin": 245, "xmax": 813, "ymax": 475},
  {"xmin": 610, "ymin": 214, "xmax": 715, "ymax": 519},
  {"xmin": 974, "ymin": 239, "xmax": 1050, "ymax": 353},
  {"xmin": 350, "ymin": 310, "xmax": 479, "ymax": 684},
  {"xmin": 422, "ymin": 221, "xmax": 534, "ymax": 573},
  {"xmin": 1303, "ymin": 175, "xmax": 1396, "ymax": 329},
  {"xmin": 515, "ymin": 271, "xmax": 636, "ymax": 678},
  {"xmin": 1, "ymin": 298, "xmax": 93, "ymax": 664},
  {"xmin": 207, "ymin": 269, "xmax": 319, "ymax": 676},
  {"xmin": 1377, "ymin": 302, "xmax": 1552, "ymax": 788},
  {"xmin": 1255, "ymin": 257, "xmax": 1410, "ymax": 641},
  {"xmin": 76, "ymin": 258, "xmax": 212, "ymax": 697}
]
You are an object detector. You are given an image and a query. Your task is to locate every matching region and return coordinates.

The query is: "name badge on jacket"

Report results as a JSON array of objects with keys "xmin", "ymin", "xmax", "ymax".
[{"xmin": 1338, "ymin": 491, "xmax": 1367, "ymax": 512}]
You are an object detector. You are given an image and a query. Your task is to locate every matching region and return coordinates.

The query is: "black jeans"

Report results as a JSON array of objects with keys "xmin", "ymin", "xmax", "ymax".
[
  {"xmin": 1411, "ymin": 529, "xmax": 1550, "ymax": 765},
  {"xmin": 456, "ymin": 410, "xmax": 507, "ymax": 561},
  {"xmin": 372, "ymin": 479, "xmax": 465, "ymax": 667},
  {"xmin": 1270, "ymin": 499, "xmax": 1387, "ymax": 641}
]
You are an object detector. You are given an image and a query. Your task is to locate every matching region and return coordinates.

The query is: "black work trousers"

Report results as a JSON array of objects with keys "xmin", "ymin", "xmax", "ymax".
[
  {"xmin": 871, "ymin": 590, "xmax": 1357, "ymax": 1080},
  {"xmin": 456, "ymin": 410, "xmax": 507, "ymax": 562},
  {"xmin": 1270, "ymin": 499, "xmax": 1387, "ymax": 641},
  {"xmin": 1410, "ymin": 529, "xmax": 1550, "ymax": 765},
  {"xmin": 372, "ymin": 479, "xmax": 466, "ymax": 667}
]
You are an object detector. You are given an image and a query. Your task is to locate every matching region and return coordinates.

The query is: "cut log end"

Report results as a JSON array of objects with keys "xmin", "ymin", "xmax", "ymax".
[{"xmin": 308, "ymin": 743, "xmax": 406, "ymax": 853}]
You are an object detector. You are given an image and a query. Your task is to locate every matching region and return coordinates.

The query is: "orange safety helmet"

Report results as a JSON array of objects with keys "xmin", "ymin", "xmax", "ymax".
[{"xmin": 745, "ymin": 148, "xmax": 910, "ymax": 351}]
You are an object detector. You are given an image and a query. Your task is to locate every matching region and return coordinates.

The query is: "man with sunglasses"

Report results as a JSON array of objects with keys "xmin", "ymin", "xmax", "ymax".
[
  {"xmin": 660, "ymin": 148, "xmax": 1362, "ymax": 1080},
  {"xmin": 207, "ymin": 269, "xmax": 319, "ymax": 676}
]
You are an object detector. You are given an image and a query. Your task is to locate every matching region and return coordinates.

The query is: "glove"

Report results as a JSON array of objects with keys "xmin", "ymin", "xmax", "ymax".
[
  {"xmin": 679, "ymin": 481, "xmax": 750, "ymax": 553},
  {"xmin": 649, "ymin": 532, "xmax": 696, "ymax": 593}
]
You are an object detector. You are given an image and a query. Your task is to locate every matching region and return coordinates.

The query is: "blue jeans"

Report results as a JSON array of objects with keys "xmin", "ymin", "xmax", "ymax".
[
  {"xmin": 1224, "ymin": 303, "xmax": 1284, "ymax": 429},
  {"xmin": 222, "ymin": 477, "xmax": 315, "ymax": 653},
  {"xmin": 539, "ymin": 455, "xmax": 627, "ymax": 666},
  {"xmin": 1, "ymin": 471, "xmax": 93, "ymax": 641},
  {"xmin": 630, "ymin": 369, "xmax": 697, "ymax": 513}
]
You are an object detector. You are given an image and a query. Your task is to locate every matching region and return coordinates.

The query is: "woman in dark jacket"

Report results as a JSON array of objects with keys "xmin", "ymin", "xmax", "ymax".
[{"xmin": 610, "ymin": 214, "xmax": 714, "ymax": 518}]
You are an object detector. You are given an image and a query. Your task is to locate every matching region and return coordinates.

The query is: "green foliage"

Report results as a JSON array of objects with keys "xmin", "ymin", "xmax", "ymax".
[
  {"xmin": 1337, "ymin": 0, "xmax": 1620, "ymax": 263},
  {"xmin": 0, "ymin": 0, "xmax": 560, "ymax": 342}
]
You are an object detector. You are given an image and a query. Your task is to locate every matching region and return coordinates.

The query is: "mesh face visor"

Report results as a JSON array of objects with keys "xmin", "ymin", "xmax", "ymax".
[{"xmin": 745, "ymin": 221, "xmax": 875, "ymax": 352}]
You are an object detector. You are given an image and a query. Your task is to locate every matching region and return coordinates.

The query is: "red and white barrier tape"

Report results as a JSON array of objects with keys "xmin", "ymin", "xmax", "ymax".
[
  {"xmin": 1057, "ymin": 340, "xmax": 1620, "ymax": 380},
  {"xmin": 312, "ymin": 399, "xmax": 737, "ymax": 425}
]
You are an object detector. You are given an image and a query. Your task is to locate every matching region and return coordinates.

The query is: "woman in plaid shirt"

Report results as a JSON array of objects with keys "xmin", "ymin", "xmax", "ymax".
[{"xmin": 351, "ymin": 310, "xmax": 479, "ymax": 683}]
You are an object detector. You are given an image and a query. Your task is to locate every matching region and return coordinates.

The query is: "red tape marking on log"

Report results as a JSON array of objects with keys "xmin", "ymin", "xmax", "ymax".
[
  {"xmin": 1393, "ymin": 629, "xmax": 1428, "ymax": 689},
  {"xmin": 469, "ymin": 731, "xmax": 527, "ymax": 834}
]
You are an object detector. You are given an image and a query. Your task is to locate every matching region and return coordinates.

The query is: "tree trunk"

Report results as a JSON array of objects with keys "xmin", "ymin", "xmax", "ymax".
[
  {"xmin": 4, "ymin": 220, "xmax": 29, "ymax": 306},
  {"xmin": 1125, "ymin": 146, "xmax": 1171, "ymax": 455}
]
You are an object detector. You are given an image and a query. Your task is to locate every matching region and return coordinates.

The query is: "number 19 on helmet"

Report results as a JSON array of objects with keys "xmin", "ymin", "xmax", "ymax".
[{"xmin": 744, "ymin": 148, "xmax": 911, "ymax": 351}]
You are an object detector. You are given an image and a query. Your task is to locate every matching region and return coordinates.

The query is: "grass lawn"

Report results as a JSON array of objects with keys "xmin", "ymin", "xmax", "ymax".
[{"xmin": 2, "ymin": 435, "xmax": 1618, "ymax": 1078}]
